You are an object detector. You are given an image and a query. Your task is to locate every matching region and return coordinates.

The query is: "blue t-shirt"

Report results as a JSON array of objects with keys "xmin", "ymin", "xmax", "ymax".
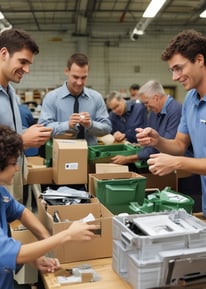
[
  {"xmin": 0, "ymin": 186, "xmax": 25, "ymax": 289},
  {"xmin": 178, "ymin": 89, "xmax": 206, "ymax": 214}
]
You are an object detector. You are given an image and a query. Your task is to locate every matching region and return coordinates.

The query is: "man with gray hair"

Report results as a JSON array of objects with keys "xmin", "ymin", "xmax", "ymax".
[{"xmin": 111, "ymin": 80, "xmax": 182, "ymax": 163}]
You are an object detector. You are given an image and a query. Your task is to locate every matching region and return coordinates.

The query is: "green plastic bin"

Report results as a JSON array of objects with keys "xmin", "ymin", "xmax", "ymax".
[
  {"xmin": 94, "ymin": 176, "xmax": 147, "ymax": 214},
  {"xmin": 147, "ymin": 187, "xmax": 194, "ymax": 214},
  {"xmin": 45, "ymin": 139, "xmax": 53, "ymax": 167},
  {"xmin": 88, "ymin": 143, "xmax": 139, "ymax": 161}
]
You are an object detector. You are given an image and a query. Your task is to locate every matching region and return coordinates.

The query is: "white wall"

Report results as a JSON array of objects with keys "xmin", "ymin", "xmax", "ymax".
[{"xmin": 13, "ymin": 31, "xmax": 186, "ymax": 103}]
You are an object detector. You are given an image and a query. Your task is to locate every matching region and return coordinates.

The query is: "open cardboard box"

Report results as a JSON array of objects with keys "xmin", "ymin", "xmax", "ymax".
[
  {"xmin": 10, "ymin": 220, "xmax": 38, "ymax": 284},
  {"xmin": 37, "ymin": 198, "xmax": 113, "ymax": 263},
  {"xmin": 26, "ymin": 156, "xmax": 53, "ymax": 184},
  {"xmin": 38, "ymin": 197, "xmax": 100, "ymax": 228}
]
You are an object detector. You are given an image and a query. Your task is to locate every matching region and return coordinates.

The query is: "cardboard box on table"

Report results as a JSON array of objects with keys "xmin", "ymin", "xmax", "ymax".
[
  {"xmin": 37, "ymin": 198, "xmax": 113, "ymax": 263},
  {"xmin": 37, "ymin": 196, "xmax": 100, "ymax": 228},
  {"xmin": 10, "ymin": 220, "xmax": 38, "ymax": 284},
  {"xmin": 26, "ymin": 156, "xmax": 53, "ymax": 184},
  {"xmin": 52, "ymin": 139, "xmax": 88, "ymax": 185}
]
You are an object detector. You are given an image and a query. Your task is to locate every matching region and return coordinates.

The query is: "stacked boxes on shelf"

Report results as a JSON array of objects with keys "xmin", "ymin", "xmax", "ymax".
[{"xmin": 112, "ymin": 210, "xmax": 206, "ymax": 289}]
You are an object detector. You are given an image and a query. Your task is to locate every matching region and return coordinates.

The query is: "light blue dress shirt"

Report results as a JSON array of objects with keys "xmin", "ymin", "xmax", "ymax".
[
  {"xmin": 38, "ymin": 82, "xmax": 112, "ymax": 145},
  {"xmin": 0, "ymin": 84, "xmax": 22, "ymax": 134}
]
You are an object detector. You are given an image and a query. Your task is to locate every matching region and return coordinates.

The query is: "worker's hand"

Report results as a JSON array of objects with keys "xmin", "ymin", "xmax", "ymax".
[
  {"xmin": 33, "ymin": 256, "xmax": 60, "ymax": 273},
  {"xmin": 111, "ymin": 155, "xmax": 128, "ymax": 165},
  {"xmin": 113, "ymin": 131, "xmax": 126, "ymax": 142},
  {"xmin": 66, "ymin": 221, "xmax": 99, "ymax": 241},
  {"xmin": 69, "ymin": 113, "xmax": 81, "ymax": 129},
  {"xmin": 79, "ymin": 112, "xmax": 92, "ymax": 128},
  {"xmin": 136, "ymin": 127, "xmax": 160, "ymax": 147},
  {"xmin": 22, "ymin": 124, "xmax": 52, "ymax": 149},
  {"xmin": 147, "ymin": 153, "xmax": 179, "ymax": 176}
]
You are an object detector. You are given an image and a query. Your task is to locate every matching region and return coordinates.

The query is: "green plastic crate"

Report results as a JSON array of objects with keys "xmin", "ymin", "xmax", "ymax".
[
  {"xmin": 129, "ymin": 199, "xmax": 154, "ymax": 214},
  {"xmin": 147, "ymin": 187, "xmax": 194, "ymax": 214},
  {"xmin": 45, "ymin": 139, "xmax": 53, "ymax": 167},
  {"xmin": 94, "ymin": 175, "xmax": 146, "ymax": 214},
  {"xmin": 88, "ymin": 143, "xmax": 139, "ymax": 161}
]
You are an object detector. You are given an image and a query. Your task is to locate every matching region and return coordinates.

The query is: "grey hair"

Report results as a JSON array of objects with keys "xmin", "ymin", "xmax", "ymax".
[
  {"xmin": 106, "ymin": 90, "xmax": 124, "ymax": 105},
  {"xmin": 138, "ymin": 80, "xmax": 165, "ymax": 99}
]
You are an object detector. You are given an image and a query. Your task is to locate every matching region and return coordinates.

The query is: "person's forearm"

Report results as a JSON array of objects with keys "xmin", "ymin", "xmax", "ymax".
[
  {"xmin": 175, "ymin": 156, "xmax": 206, "ymax": 175},
  {"xmin": 16, "ymin": 231, "xmax": 67, "ymax": 264},
  {"xmin": 126, "ymin": 154, "xmax": 138, "ymax": 162},
  {"xmin": 20, "ymin": 208, "xmax": 50, "ymax": 239},
  {"xmin": 155, "ymin": 136, "xmax": 185, "ymax": 156}
]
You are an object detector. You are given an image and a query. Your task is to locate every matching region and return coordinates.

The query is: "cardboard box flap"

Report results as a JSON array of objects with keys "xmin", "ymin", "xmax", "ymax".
[
  {"xmin": 54, "ymin": 139, "xmax": 87, "ymax": 149},
  {"xmin": 95, "ymin": 163, "xmax": 129, "ymax": 173}
]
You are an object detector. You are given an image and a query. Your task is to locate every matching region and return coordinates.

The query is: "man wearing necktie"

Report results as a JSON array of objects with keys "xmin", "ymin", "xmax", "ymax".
[{"xmin": 39, "ymin": 53, "xmax": 112, "ymax": 146}]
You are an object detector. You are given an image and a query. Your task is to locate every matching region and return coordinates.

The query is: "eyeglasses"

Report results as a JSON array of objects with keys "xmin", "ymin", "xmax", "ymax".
[{"xmin": 168, "ymin": 61, "xmax": 188, "ymax": 74}]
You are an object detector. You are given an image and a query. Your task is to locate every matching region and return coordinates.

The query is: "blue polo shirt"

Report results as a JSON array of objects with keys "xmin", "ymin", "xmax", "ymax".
[
  {"xmin": 0, "ymin": 186, "xmax": 25, "ymax": 289},
  {"xmin": 178, "ymin": 89, "xmax": 206, "ymax": 214}
]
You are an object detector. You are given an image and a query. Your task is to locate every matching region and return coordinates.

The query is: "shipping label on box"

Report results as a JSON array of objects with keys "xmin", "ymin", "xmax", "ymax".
[
  {"xmin": 37, "ymin": 198, "xmax": 113, "ymax": 263},
  {"xmin": 52, "ymin": 139, "xmax": 88, "ymax": 185}
]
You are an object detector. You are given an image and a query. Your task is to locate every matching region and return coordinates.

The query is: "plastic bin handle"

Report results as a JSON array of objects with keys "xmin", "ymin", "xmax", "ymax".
[{"xmin": 121, "ymin": 231, "xmax": 134, "ymax": 246}]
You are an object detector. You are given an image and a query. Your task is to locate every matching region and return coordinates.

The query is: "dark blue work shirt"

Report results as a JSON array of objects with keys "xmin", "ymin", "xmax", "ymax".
[
  {"xmin": 138, "ymin": 96, "xmax": 182, "ymax": 160},
  {"xmin": 109, "ymin": 100, "xmax": 147, "ymax": 143}
]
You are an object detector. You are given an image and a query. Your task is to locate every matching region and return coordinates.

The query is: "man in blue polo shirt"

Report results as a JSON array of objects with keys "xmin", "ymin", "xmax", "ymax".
[{"xmin": 136, "ymin": 29, "xmax": 205, "ymax": 215}]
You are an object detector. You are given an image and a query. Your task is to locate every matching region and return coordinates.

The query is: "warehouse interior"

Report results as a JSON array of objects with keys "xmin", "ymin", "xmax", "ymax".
[{"xmin": 1, "ymin": 1, "xmax": 206, "ymax": 289}]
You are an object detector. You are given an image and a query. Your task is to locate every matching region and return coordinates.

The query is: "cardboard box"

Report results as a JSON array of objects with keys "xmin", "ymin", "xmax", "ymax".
[
  {"xmin": 38, "ymin": 196, "xmax": 100, "ymax": 229},
  {"xmin": 37, "ymin": 199, "xmax": 113, "ymax": 263},
  {"xmin": 53, "ymin": 139, "xmax": 88, "ymax": 185},
  {"xmin": 27, "ymin": 156, "xmax": 53, "ymax": 184},
  {"xmin": 10, "ymin": 220, "xmax": 38, "ymax": 284},
  {"xmin": 95, "ymin": 163, "xmax": 129, "ymax": 173}
]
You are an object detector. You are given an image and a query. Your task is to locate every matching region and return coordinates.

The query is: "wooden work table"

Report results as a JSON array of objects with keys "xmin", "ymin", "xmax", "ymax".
[{"xmin": 41, "ymin": 257, "xmax": 132, "ymax": 289}]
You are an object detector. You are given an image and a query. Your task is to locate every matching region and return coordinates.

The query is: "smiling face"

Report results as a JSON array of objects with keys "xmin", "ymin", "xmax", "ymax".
[
  {"xmin": 65, "ymin": 63, "xmax": 88, "ymax": 96},
  {"xmin": 140, "ymin": 93, "xmax": 161, "ymax": 113},
  {"xmin": 168, "ymin": 53, "xmax": 205, "ymax": 92},
  {"xmin": 0, "ymin": 47, "xmax": 34, "ymax": 88}
]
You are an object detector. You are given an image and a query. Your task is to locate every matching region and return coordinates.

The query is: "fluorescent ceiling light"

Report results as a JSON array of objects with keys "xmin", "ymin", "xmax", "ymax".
[
  {"xmin": 200, "ymin": 10, "xmax": 206, "ymax": 18},
  {"xmin": 143, "ymin": 0, "xmax": 167, "ymax": 18},
  {"xmin": 0, "ymin": 12, "xmax": 5, "ymax": 20}
]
